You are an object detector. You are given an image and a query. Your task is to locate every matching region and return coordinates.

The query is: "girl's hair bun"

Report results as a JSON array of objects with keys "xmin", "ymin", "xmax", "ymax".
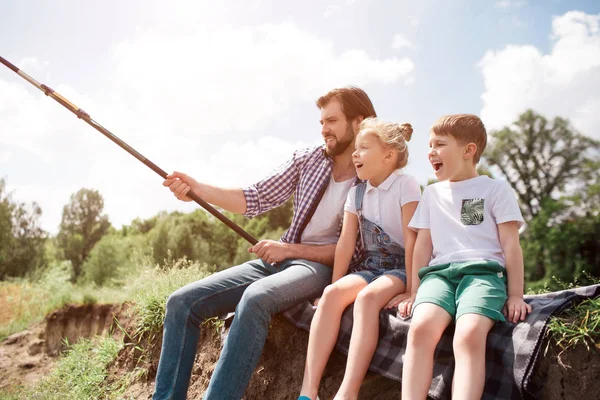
[{"xmin": 399, "ymin": 123, "xmax": 413, "ymax": 142}]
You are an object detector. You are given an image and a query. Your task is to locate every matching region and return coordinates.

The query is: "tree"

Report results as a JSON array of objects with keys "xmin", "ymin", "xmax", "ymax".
[
  {"xmin": 80, "ymin": 235, "xmax": 124, "ymax": 286},
  {"xmin": 57, "ymin": 188, "xmax": 111, "ymax": 280},
  {"xmin": 130, "ymin": 215, "xmax": 158, "ymax": 234},
  {"xmin": 486, "ymin": 110, "xmax": 600, "ymax": 281},
  {"xmin": 0, "ymin": 178, "xmax": 47, "ymax": 279},
  {"xmin": 522, "ymin": 197, "xmax": 600, "ymax": 285},
  {"xmin": 0, "ymin": 180, "xmax": 14, "ymax": 271},
  {"xmin": 486, "ymin": 110, "xmax": 600, "ymax": 219}
]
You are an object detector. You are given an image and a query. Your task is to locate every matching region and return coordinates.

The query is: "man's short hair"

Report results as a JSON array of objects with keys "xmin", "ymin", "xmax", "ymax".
[
  {"xmin": 431, "ymin": 114, "xmax": 487, "ymax": 163},
  {"xmin": 316, "ymin": 86, "xmax": 377, "ymax": 121}
]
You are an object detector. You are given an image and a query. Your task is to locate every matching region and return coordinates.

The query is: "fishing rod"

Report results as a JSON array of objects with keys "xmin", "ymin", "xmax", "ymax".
[{"xmin": 0, "ymin": 55, "xmax": 258, "ymax": 245}]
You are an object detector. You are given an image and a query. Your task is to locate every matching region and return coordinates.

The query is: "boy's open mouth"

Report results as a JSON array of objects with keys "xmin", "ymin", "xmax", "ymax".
[
  {"xmin": 432, "ymin": 161, "xmax": 443, "ymax": 172},
  {"xmin": 354, "ymin": 162, "xmax": 364, "ymax": 170}
]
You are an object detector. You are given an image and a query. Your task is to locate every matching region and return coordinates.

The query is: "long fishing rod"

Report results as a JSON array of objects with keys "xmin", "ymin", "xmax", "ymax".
[{"xmin": 0, "ymin": 55, "xmax": 258, "ymax": 245}]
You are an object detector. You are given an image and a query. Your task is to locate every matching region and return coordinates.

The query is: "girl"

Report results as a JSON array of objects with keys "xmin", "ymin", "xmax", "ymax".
[{"xmin": 298, "ymin": 118, "xmax": 421, "ymax": 400}]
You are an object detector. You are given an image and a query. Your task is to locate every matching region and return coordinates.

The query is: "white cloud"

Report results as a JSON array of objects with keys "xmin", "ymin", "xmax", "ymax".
[
  {"xmin": 108, "ymin": 22, "xmax": 414, "ymax": 138},
  {"xmin": 479, "ymin": 11, "xmax": 600, "ymax": 138},
  {"xmin": 324, "ymin": 5, "xmax": 342, "ymax": 18},
  {"xmin": 495, "ymin": 0, "xmax": 527, "ymax": 10},
  {"xmin": 392, "ymin": 34, "xmax": 414, "ymax": 50},
  {"xmin": 408, "ymin": 16, "xmax": 420, "ymax": 28},
  {"xmin": 1, "ymin": 17, "xmax": 415, "ymax": 233}
]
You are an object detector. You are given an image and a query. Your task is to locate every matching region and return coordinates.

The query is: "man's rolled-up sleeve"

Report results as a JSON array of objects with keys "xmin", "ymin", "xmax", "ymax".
[{"xmin": 242, "ymin": 150, "xmax": 304, "ymax": 217}]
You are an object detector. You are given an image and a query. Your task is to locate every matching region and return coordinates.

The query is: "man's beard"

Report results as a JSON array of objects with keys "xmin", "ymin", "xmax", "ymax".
[{"xmin": 325, "ymin": 123, "xmax": 355, "ymax": 157}]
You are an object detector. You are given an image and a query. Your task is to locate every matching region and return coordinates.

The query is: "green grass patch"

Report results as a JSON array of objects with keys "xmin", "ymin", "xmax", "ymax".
[
  {"xmin": 547, "ymin": 297, "xmax": 600, "ymax": 351},
  {"xmin": 530, "ymin": 273, "xmax": 600, "ymax": 351},
  {"xmin": 0, "ymin": 260, "xmax": 130, "ymax": 341},
  {"xmin": 8, "ymin": 336, "xmax": 123, "ymax": 400},
  {"xmin": 0, "ymin": 281, "xmax": 127, "ymax": 342},
  {"xmin": 126, "ymin": 259, "xmax": 214, "ymax": 342}
]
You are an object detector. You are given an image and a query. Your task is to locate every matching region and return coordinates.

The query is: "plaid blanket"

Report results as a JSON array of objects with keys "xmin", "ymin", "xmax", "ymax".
[{"xmin": 282, "ymin": 284, "xmax": 600, "ymax": 400}]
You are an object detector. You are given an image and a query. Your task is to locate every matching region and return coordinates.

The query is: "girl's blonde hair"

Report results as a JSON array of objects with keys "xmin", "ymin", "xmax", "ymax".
[{"xmin": 359, "ymin": 117, "xmax": 413, "ymax": 169}]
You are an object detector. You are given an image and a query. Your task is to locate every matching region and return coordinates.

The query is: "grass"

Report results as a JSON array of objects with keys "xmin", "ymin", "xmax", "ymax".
[
  {"xmin": 0, "ymin": 280, "xmax": 128, "ymax": 341},
  {"xmin": 126, "ymin": 258, "xmax": 214, "ymax": 342},
  {"xmin": 1, "ymin": 257, "xmax": 598, "ymax": 397},
  {"xmin": 533, "ymin": 273, "xmax": 600, "ymax": 352},
  {"xmin": 547, "ymin": 297, "xmax": 600, "ymax": 351},
  {"xmin": 3, "ymin": 336, "xmax": 123, "ymax": 400},
  {"xmin": 0, "ymin": 259, "xmax": 214, "ymax": 399}
]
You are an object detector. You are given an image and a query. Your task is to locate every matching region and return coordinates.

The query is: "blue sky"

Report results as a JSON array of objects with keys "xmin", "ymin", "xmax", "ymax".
[{"xmin": 1, "ymin": 0, "xmax": 599, "ymax": 233}]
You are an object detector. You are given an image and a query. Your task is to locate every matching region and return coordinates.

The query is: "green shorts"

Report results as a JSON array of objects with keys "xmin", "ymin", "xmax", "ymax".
[{"xmin": 413, "ymin": 260, "xmax": 508, "ymax": 322}]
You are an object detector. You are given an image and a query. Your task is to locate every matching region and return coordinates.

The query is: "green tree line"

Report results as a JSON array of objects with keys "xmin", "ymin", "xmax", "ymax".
[{"xmin": 1, "ymin": 110, "xmax": 599, "ymax": 290}]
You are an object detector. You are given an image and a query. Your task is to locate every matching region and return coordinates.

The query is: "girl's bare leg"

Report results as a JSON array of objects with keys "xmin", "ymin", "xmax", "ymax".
[
  {"xmin": 299, "ymin": 274, "xmax": 367, "ymax": 400},
  {"xmin": 334, "ymin": 276, "xmax": 405, "ymax": 400}
]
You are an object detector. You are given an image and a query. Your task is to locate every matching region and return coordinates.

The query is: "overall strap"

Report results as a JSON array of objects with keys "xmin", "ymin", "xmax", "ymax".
[
  {"xmin": 354, "ymin": 182, "xmax": 367, "ymax": 248},
  {"xmin": 354, "ymin": 182, "xmax": 367, "ymax": 218}
]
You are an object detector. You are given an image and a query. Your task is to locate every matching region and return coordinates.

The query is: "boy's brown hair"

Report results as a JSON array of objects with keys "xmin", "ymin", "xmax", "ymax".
[
  {"xmin": 431, "ymin": 114, "xmax": 487, "ymax": 163},
  {"xmin": 316, "ymin": 86, "xmax": 377, "ymax": 122}
]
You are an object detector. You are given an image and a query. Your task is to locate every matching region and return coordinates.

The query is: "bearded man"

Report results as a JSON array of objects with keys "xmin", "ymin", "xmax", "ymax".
[{"xmin": 153, "ymin": 87, "xmax": 377, "ymax": 400}]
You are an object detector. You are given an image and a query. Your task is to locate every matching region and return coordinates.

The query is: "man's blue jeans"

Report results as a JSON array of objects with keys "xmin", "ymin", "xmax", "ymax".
[{"xmin": 152, "ymin": 258, "xmax": 332, "ymax": 400}]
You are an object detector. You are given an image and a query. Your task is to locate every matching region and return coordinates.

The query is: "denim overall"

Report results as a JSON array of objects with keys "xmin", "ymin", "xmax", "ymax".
[{"xmin": 350, "ymin": 182, "xmax": 407, "ymax": 283}]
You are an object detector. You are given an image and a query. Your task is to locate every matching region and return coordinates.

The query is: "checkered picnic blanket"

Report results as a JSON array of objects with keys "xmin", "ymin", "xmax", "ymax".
[{"xmin": 282, "ymin": 284, "xmax": 600, "ymax": 400}]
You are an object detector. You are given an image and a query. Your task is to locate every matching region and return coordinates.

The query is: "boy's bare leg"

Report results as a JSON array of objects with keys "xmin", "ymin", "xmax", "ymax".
[
  {"xmin": 334, "ymin": 276, "xmax": 406, "ymax": 400},
  {"xmin": 299, "ymin": 275, "xmax": 367, "ymax": 400},
  {"xmin": 451, "ymin": 313, "xmax": 494, "ymax": 400},
  {"xmin": 402, "ymin": 303, "xmax": 452, "ymax": 400}
]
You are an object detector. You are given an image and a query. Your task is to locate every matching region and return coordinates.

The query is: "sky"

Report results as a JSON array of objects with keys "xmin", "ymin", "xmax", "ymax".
[{"xmin": 1, "ymin": 0, "xmax": 599, "ymax": 234}]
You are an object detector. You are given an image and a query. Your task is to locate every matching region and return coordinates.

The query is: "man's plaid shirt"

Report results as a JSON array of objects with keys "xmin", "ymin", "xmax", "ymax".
[{"xmin": 242, "ymin": 145, "xmax": 362, "ymax": 264}]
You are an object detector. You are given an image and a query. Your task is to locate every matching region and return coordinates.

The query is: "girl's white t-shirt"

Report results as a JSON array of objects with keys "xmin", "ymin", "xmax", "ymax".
[
  {"xmin": 408, "ymin": 176, "xmax": 524, "ymax": 267},
  {"xmin": 301, "ymin": 175, "xmax": 355, "ymax": 245},
  {"xmin": 344, "ymin": 172, "xmax": 422, "ymax": 248}
]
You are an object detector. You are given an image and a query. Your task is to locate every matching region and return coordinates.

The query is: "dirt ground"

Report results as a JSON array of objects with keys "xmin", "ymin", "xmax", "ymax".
[
  {"xmin": 1, "ymin": 303, "xmax": 599, "ymax": 399},
  {"xmin": 0, "ymin": 303, "xmax": 128, "ymax": 394},
  {"xmin": 528, "ymin": 341, "xmax": 600, "ymax": 399},
  {"xmin": 110, "ymin": 313, "xmax": 401, "ymax": 400},
  {"xmin": 0, "ymin": 322, "xmax": 55, "ymax": 392}
]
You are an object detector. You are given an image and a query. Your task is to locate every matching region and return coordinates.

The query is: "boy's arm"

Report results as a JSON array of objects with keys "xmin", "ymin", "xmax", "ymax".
[
  {"xmin": 498, "ymin": 221, "xmax": 532, "ymax": 323},
  {"xmin": 385, "ymin": 201, "xmax": 418, "ymax": 309},
  {"xmin": 395, "ymin": 228, "xmax": 432, "ymax": 316},
  {"xmin": 411, "ymin": 228, "xmax": 433, "ymax": 294},
  {"xmin": 401, "ymin": 201, "xmax": 419, "ymax": 292},
  {"xmin": 331, "ymin": 211, "xmax": 359, "ymax": 282}
]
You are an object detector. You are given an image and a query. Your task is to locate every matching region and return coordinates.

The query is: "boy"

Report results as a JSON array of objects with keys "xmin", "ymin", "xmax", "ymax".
[{"xmin": 399, "ymin": 114, "xmax": 532, "ymax": 400}]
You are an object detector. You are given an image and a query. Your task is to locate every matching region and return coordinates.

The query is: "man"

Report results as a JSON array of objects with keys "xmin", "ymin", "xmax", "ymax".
[{"xmin": 153, "ymin": 86, "xmax": 377, "ymax": 400}]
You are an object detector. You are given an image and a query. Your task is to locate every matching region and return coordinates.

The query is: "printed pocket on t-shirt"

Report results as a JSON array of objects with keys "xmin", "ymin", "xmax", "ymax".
[{"xmin": 461, "ymin": 198, "xmax": 484, "ymax": 225}]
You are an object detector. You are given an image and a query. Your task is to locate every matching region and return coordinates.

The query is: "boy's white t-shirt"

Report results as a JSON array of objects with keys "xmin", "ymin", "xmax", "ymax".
[
  {"xmin": 301, "ymin": 175, "xmax": 355, "ymax": 245},
  {"xmin": 344, "ymin": 172, "xmax": 421, "ymax": 248},
  {"xmin": 408, "ymin": 176, "xmax": 524, "ymax": 267}
]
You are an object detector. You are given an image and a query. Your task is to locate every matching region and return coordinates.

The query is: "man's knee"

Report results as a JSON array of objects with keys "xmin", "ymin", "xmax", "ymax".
[
  {"xmin": 165, "ymin": 290, "xmax": 189, "ymax": 321},
  {"xmin": 165, "ymin": 283, "xmax": 213, "ymax": 324},
  {"xmin": 237, "ymin": 283, "xmax": 276, "ymax": 317}
]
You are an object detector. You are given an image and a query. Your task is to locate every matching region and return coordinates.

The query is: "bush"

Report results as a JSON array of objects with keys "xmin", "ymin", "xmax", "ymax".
[{"xmin": 80, "ymin": 236, "xmax": 124, "ymax": 286}]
